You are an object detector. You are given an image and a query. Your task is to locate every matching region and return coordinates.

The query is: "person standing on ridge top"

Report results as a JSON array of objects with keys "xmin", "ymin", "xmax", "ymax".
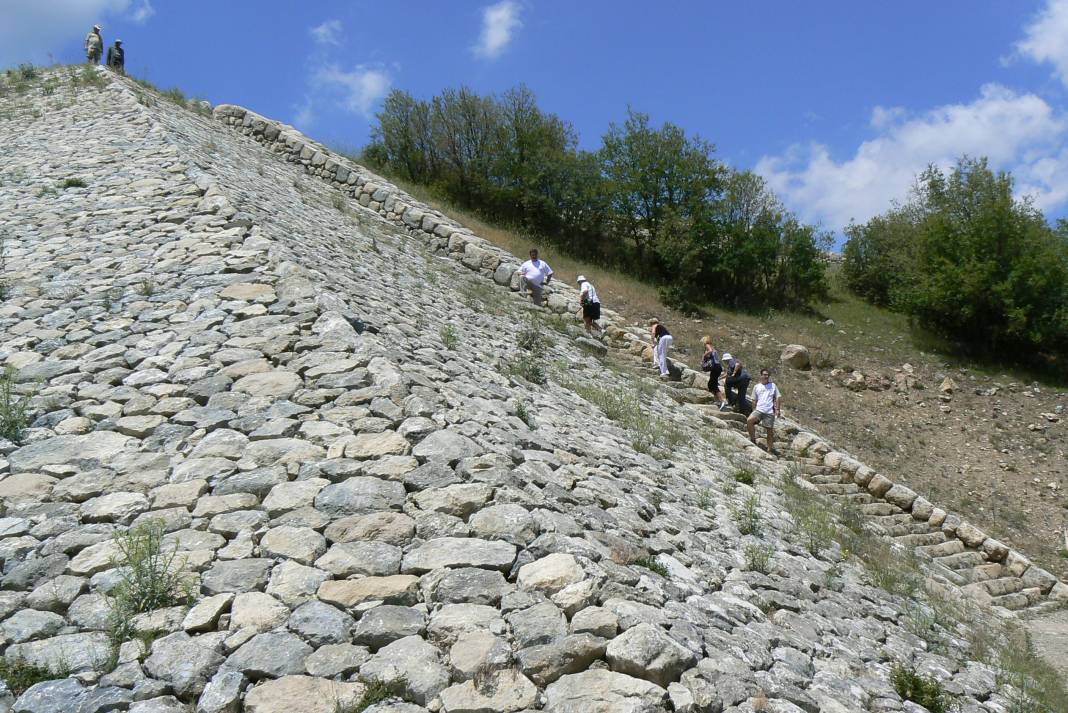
[
  {"xmin": 576, "ymin": 275, "xmax": 602, "ymax": 335},
  {"xmin": 747, "ymin": 368, "xmax": 782, "ymax": 454},
  {"xmin": 649, "ymin": 318, "xmax": 673, "ymax": 379},
  {"xmin": 85, "ymin": 24, "xmax": 103, "ymax": 64},
  {"xmin": 517, "ymin": 248, "xmax": 553, "ymax": 306},
  {"xmin": 106, "ymin": 39, "xmax": 125, "ymax": 75}
]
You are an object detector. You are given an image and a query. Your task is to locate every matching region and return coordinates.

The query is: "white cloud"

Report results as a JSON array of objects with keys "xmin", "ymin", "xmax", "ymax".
[
  {"xmin": 311, "ymin": 64, "xmax": 391, "ymax": 117},
  {"xmin": 1016, "ymin": 0, "xmax": 1068, "ymax": 87},
  {"xmin": 0, "ymin": 0, "xmax": 134, "ymax": 66},
  {"xmin": 310, "ymin": 19, "xmax": 342, "ymax": 47},
  {"xmin": 129, "ymin": 0, "xmax": 154, "ymax": 24},
  {"xmin": 757, "ymin": 84, "xmax": 1067, "ymax": 230},
  {"xmin": 473, "ymin": 0, "xmax": 521, "ymax": 59}
]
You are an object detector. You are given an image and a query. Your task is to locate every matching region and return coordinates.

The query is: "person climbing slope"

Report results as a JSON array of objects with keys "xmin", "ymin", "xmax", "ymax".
[
  {"xmin": 747, "ymin": 368, "xmax": 782, "ymax": 454},
  {"xmin": 649, "ymin": 318, "xmax": 673, "ymax": 379},
  {"xmin": 701, "ymin": 336, "xmax": 726, "ymax": 407},
  {"xmin": 722, "ymin": 352, "xmax": 751, "ymax": 414},
  {"xmin": 576, "ymin": 275, "xmax": 602, "ymax": 335},
  {"xmin": 516, "ymin": 248, "xmax": 553, "ymax": 306}
]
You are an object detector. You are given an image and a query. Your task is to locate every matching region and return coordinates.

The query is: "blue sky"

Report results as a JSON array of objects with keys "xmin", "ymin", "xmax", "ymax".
[{"xmin": 7, "ymin": 0, "xmax": 1068, "ymax": 234}]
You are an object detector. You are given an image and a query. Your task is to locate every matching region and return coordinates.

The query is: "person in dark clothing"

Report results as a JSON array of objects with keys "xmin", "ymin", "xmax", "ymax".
[
  {"xmin": 106, "ymin": 40, "xmax": 124, "ymax": 74},
  {"xmin": 721, "ymin": 353, "xmax": 752, "ymax": 414},
  {"xmin": 701, "ymin": 336, "xmax": 726, "ymax": 407}
]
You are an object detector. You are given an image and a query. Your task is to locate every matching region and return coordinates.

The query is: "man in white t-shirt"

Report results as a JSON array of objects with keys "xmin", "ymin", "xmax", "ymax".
[
  {"xmin": 747, "ymin": 368, "xmax": 782, "ymax": 454},
  {"xmin": 517, "ymin": 249, "xmax": 553, "ymax": 306},
  {"xmin": 576, "ymin": 275, "xmax": 601, "ymax": 334}
]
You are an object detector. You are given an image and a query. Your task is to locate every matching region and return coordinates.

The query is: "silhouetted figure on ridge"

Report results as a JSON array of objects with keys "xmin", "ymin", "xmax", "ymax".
[{"xmin": 106, "ymin": 40, "xmax": 125, "ymax": 75}]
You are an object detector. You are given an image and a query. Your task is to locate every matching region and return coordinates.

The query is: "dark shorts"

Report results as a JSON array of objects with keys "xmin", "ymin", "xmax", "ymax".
[
  {"xmin": 583, "ymin": 302, "xmax": 601, "ymax": 320},
  {"xmin": 706, "ymin": 365, "xmax": 722, "ymax": 392}
]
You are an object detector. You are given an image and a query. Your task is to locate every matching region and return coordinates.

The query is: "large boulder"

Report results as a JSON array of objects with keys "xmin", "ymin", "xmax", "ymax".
[{"xmin": 779, "ymin": 344, "xmax": 811, "ymax": 370}]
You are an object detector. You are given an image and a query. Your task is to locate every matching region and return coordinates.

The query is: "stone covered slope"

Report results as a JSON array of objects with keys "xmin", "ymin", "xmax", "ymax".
[{"xmin": 0, "ymin": 66, "xmax": 1046, "ymax": 712}]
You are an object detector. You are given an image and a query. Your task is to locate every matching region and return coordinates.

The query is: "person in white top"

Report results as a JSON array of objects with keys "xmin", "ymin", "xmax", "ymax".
[
  {"xmin": 516, "ymin": 249, "xmax": 553, "ymax": 306},
  {"xmin": 648, "ymin": 318, "xmax": 673, "ymax": 379},
  {"xmin": 747, "ymin": 368, "xmax": 782, "ymax": 453},
  {"xmin": 576, "ymin": 275, "xmax": 601, "ymax": 334}
]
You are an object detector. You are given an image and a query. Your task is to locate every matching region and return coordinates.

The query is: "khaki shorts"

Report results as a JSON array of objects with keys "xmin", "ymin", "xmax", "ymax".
[{"xmin": 753, "ymin": 411, "xmax": 775, "ymax": 429}]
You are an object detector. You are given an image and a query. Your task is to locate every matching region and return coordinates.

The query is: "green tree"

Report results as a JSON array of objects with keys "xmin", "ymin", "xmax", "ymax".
[
  {"xmin": 370, "ymin": 89, "xmax": 435, "ymax": 183},
  {"xmin": 600, "ymin": 109, "xmax": 723, "ymax": 271},
  {"xmin": 845, "ymin": 157, "xmax": 1068, "ymax": 356}
]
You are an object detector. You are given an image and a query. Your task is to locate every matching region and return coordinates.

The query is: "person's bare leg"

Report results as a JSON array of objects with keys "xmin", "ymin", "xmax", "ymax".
[
  {"xmin": 766, "ymin": 427, "xmax": 774, "ymax": 452},
  {"xmin": 746, "ymin": 414, "xmax": 758, "ymax": 443}
]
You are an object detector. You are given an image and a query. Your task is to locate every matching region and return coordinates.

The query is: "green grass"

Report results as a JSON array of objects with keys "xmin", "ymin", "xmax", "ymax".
[
  {"xmin": 562, "ymin": 376, "xmax": 687, "ymax": 456},
  {"xmin": 346, "ymin": 681, "xmax": 394, "ymax": 712},
  {"xmin": 890, "ymin": 662, "xmax": 953, "ymax": 713},
  {"xmin": 632, "ymin": 556, "xmax": 669, "ymax": 578},
  {"xmin": 0, "ymin": 658, "xmax": 68, "ymax": 697},
  {"xmin": 732, "ymin": 466, "xmax": 756, "ymax": 485}
]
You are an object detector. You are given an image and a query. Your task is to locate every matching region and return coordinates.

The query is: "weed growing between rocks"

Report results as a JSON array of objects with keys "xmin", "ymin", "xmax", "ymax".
[
  {"xmin": 696, "ymin": 488, "xmax": 713, "ymax": 509},
  {"xmin": 106, "ymin": 521, "xmax": 191, "ymax": 648},
  {"xmin": 504, "ymin": 314, "xmax": 550, "ymax": 385},
  {"xmin": 0, "ymin": 658, "xmax": 68, "ymax": 697},
  {"xmin": 440, "ymin": 323, "xmax": 458, "ymax": 350},
  {"xmin": 996, "ymin": 627, "xmax": 1068, "ymax": 713},
  {"xmin": 60, "ymin": 177, "xmax": 87, "ymax": 189},
  {"xmin": 560, "ymin": 370, "xmax": 688, "ymax": 456},
  {"xmin": 779, "ymin": 470, "xmax": 837, "ymax": 556},
  {"xmin": 139, "ymin": 278, "xmax": 155, "ymax": 297},
  {"xmin": 890, "ymin": 662, "xmax": 953, "ymax": 713},
  {"xmin": 332, "ymin": 193, "xmax": 348, "ymax": 213},
  {"xmin": 347, "ymin": 681, "xmax": 394, "ymax": 712},
  {"xmin": 514, "ymin": 400, "xmax": 536, "ymax": 429},
  {"xmin": 0, "ymin": 366, "xmax": 32, "ymax": 444},
  {"xmin": 743, "ymin": 543, "xmax": 774, "ymax": 574},
  {"xmin": 0, "ymin": 230, "xmax": 9, "ymax": 301},
  {"xmin": 633, "ymin": 556, "xmax": 669, "ymax": 577},
  {"xmin": 732, "ymin": 465, "xmax": 756, "ymax": 485},
  {"xmin": 70, "ymin": 66, "xmax": 106, "ymax": 89},
  {"xmin": 733, "ymin": 494, "xmax": 762, "ymax": 535}
]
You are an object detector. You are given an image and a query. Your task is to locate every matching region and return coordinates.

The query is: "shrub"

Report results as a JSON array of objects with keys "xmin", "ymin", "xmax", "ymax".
[
  {"xmin": 733, "ymin": 494, "xmax": 761, "ymax": 535},
  {"xmin": 743, "ymin": 543, "xmax": 774, "ymax": 574},
  {"xmin": 844, "ymin": 157, "xmax": 1068, "ymax": 358},
  {"xmin": 160, "ymin": 87, "xmax": 187, "ymax": 106},
  {"xmin": 60, "ymin": 177, "xmax": 87, "ymax": 189},
  {"xmin": 732, "ymin": 466, "xmax": 756, "ymax": 485},
  {"xmin": 439, "ymin": 324, "xmax": 458, "ymax": 349},
  {"xmin": 515, "ymin": 400, "xmax": 535, "ymax": 429},
  {"xmin": 107, "ymin": 521, "xmax": 191, "ymax": 645},
  {"xmin": 16, "ymin": 64, "xmax": 37, "ymax": 81},
  {"xmin": 0, "ymin": 366, "xmax": 31, "ymax": 444},
  {"xmin": 890, "ymin": 662, "xmax": 952, "ymax": 713}
]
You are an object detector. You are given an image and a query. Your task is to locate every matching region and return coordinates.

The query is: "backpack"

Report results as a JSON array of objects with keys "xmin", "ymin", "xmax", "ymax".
[{"xmin": 701, "ymin": 350, "xmax": 720, "ymax": 372}]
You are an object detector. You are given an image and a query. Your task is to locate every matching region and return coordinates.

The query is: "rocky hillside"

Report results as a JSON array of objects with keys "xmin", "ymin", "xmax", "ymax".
[{"xmin": 0, "ymin": 65, "xmax": 1064, "ymax": 713}]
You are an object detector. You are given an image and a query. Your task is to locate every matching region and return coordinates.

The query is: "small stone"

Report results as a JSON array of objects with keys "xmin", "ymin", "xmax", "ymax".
[
  {"xmin": 517, "ymin": 553, "xmax": 584, "ymax": 596},
  {"xmin": 352, "ymin": 605, "xmax": 426, "ymax": 650},
  {"xmin": 438, "ymin": 669, "xmax": 537, "ymax": 713},
  {"xmin": 605, "ymin": 622, "xmax": 698, "ymax": 687}
]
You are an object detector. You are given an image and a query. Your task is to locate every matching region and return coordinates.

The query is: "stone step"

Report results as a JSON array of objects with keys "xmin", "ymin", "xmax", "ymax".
[
  {"xmin": 808, "ymin": 472, "xmax": 850, "ymax": 485},
  {"xmin": 964, "ymin": 563, "xmax": 1006, "ymax": 583},
  {"xmin": 872, "ymin": 513, "xmax": 916, "ymax": 528},
  {"xmin": 893, "ymin": 532, "xmax": 946, "ymax": 548},
  {"xmin": 831, "ymin": 492, "xmax": 877, "ymax": 506},
  {"xmin": 801, "ymin": 464, "xmax": 833, "ymax": 476},
  {"xmin": 980, "ymin": 576, "xmax": 1024, "ymax": 597},
  {"xmin": 858, "ymin": 502, "xmax": 902, "ymax": 517},
  {"xmin": 937, "ymin": 551, "xmax": 986, "ymax": 571},
  {"xmin": 814, "ymin": 483, "xmax": 861, "ymax": 496},
  {"xmin": 918, "ymin": 539, "xmax": 965, "ymax": 558},
  {"xmin": 989, "ymin": 591, "xmax": 1031, "ymax": 611}
]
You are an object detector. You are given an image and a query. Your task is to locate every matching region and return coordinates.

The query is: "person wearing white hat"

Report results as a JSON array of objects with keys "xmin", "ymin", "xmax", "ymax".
[
  {"xmin": 576, "ymin": 275, "xmax": 601, "ymax": 335},
  {"xmin": 722, "ymin": 352, "xmax": 751, "ymax": 414},
  {"xmin": 85, "ymin": 24, "xmax": 103, "ymax": 64}
]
